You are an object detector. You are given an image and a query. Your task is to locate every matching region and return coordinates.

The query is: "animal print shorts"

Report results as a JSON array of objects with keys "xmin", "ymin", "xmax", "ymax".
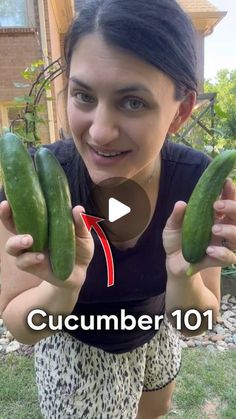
[{"xmin": 34, "ymin": 313, "xmax": 181, "ymax": 419}]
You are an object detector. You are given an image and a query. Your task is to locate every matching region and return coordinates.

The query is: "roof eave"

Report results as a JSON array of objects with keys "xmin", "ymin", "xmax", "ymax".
[{"xmin": 189, "ymin": 11, "xmax": 227, "ymax": 35}]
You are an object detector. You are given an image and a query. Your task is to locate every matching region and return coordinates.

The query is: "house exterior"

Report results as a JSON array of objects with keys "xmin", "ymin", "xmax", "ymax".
[
  {"xmin": 0, "ymin": 0, "xmax": 226, "ymax": 143},
  {"xmin": 178, "ymin": 0, "xmax": 227, "ymax": 91}
]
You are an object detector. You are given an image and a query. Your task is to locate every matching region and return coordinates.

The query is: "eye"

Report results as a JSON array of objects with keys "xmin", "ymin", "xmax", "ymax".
[
  {"xmin": 73, "ymin": 91, "xmax": 96, "ymax": 104},
  {"xmin": 122, "ymin": 97, "xmax": 146, "ymax": 111}
]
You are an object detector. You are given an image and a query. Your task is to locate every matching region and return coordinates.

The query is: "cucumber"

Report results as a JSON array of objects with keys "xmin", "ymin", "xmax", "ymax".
[
  {"xmin": 35, "ymin": 147, "xmax": 76, "ymax": 281},
  {"xmin": 182, "ymin": 149, "xmax": 236, "ymax": 269},
  {"xmin": 0, "ymin": 132, "xmax": 48, "ymax": 252}
]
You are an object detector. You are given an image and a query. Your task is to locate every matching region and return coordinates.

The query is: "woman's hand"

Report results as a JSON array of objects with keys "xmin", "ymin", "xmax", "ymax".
[
  {"xmin": 0, "ymin": 200, "xmax": 94, "ymax": 291},
  {"xmin": 163, "ymin": 178, "xmax": 236, "ymax": 278}
]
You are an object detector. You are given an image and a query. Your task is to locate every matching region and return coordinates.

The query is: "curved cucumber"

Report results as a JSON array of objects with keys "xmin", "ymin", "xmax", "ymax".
[
  {"xmin": 35, "ymin": 147, "xmax": 76, "ymax": 281},
  {"xmin": 0, "ymin": 132, "xmax": 48, "ymax": 252},
  {"xmin": 182, "ymin": 149, "xmax": 236, "ymax": 267}
]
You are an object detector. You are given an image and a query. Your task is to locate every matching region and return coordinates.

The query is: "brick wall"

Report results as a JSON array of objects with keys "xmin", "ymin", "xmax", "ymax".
[
  {"xmin": 0, "ymin": 0, "xmax": 50, "ymax": 142},
  {"xmin": 0, "ymin": 30, "xmax": 42, "ymax": 102}
]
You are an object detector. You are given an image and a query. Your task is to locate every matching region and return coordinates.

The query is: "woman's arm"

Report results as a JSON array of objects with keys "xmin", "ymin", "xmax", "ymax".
[
  {"xmin": 163, "ymin": 180, "xmax": 236, "ymax": 336},
  {"xmin": 0, "ymin": 202, "xmax": 94, "ymax": 345},
  {"xmin": 165, "ymin": 267, "xmax": 221, "ymax": 336},
  {"xmin": 1, "ymin": 275, "xmax": 84, "ymax": 345}
]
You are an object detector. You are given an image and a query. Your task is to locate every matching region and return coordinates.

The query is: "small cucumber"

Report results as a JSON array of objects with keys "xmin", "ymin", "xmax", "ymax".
[
  {"xmin": 0, "ymin": 132, "xmax": 48, "ymax": 252},
  {"xmin": 35, "ymin": 147, "xmax": 76, "ymax": 281},
  {"xmin": 182, "ymin": 149, "xmax": 236, "ymax": 269}
]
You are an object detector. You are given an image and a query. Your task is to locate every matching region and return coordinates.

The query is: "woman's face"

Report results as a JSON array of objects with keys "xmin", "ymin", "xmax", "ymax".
[{"xmin": 67, "ymin": 33, "xmax": 189, "ymax": 185}]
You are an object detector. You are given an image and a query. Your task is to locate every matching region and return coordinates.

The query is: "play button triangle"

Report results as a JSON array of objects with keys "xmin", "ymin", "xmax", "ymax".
[{"xmin": 108, "ymin": 197, "xmax": 131, "ymax": 222}]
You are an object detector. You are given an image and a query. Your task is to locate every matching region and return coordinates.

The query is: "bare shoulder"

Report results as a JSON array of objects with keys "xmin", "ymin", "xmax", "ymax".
[{"xmin": 0, "ymin": 221, "xmax": 42, "ymax": 314}]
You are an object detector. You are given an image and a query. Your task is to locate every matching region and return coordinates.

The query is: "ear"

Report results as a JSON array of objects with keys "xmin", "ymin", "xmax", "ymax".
[{"xmin": 168, "ymin": 91, "xmax": 196, "ymax": 134}]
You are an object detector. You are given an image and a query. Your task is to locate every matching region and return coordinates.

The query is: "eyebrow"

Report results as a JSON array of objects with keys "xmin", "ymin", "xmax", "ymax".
[{"xmin": 69, "ymin": 76, "xmax": 153, "ymax": 95}]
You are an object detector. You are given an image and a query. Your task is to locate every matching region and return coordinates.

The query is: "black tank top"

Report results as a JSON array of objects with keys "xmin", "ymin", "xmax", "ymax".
[{"xmin": 0, "ymin": 138, "xmax": 210, "ymax": 353}]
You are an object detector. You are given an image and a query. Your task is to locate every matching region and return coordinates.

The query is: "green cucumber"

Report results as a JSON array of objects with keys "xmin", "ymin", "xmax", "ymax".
[
  {"xmin": 0, "ymin": 132, "xmax": 48, "ymax": 252},
  {"xmin": 182, "ymin": 149, "xmax": 236, "ymax": 272},
  {"xmin": 35, "ymin": 147, "xmax": 76, "ymax": 281}
]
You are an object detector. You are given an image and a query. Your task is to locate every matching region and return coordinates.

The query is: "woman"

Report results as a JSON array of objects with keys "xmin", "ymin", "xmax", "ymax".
[{"xmin": 0, "ymin": 0, "xmax": 236, "ymax": 418}]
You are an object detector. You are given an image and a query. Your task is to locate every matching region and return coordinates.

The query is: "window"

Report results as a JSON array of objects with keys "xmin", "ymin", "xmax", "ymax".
[
  {"xmin": 0, "ymin": 103, "xmax": 24, "ymax": 135},
  {"xmin": 0, "ymin": 0, "xmax": 35, "ymax": 28}
]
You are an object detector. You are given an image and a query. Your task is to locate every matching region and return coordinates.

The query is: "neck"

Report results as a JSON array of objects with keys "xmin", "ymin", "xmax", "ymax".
[
  {"xmin": 92, "ymin": 155, "xmax": 162, "ymax": 217},
  {"xmin": 146, "ymin": 156, "xmax": 161, "ymax": 184},
  {"xmin": 132, "ymin": 155, "xmax": 161, "ymax": 197}
]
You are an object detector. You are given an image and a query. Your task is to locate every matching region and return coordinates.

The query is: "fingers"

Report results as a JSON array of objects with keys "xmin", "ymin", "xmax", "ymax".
[
  {"xmin": 212, "ymin": 224, "xmax": 236, "ymax": 250},
  {"xmin": 211, "ymin": 180, "xmax": 236, "ymax": 256},
  {"xmin": 5, "ymin": 234, "xmax": 33, "ymax": 256},
  {"xmin": 13, "ymin": 250, "xmax": 62, "ymax": 287},
  {"xmin": 8, "ymin": 243, "xmax": 61, "ymax": 285},
  {"xmin": 163, "ymin": 201, "xmax": 187, "ymax": 256},
  {"xmin": 0, "ymin": 200, "xmax": 16, "ymax": 233},
  {"xmin": 190, "ymin": 217, "xmax": 236, "ymax": 274},
  {"xmin": 207, "ymin": 223, "xmax": 236, "ymax": 267},
  {"xmin": 213, "ymin": 180, "xmax": 235, "ymax": 222},
  {"xmin": 214, "ymin": 179, "xmax": 236, "ymax": 222},
  {"xmin": 4, "ymin": 232, "xmax": 47, "ymax": 274},
  {"xmin": 72, "ymin": 205, "xmax": 91, "ymax": 239},
  {"xmin": 221, "ymin": 178, "xmax": 236, "ymax": 201},
  {"xmin": 186, "ymin": 246, "xmax": 236, "ymax": 277},
  {"xmin": 205, "ymin": 245, "xmax": 236, "ymax": 266},
  {"xmin": 165, "ymin": 201, "xmax": 187, "ymax": 230},
  {"xmin": 17, "ymin": 205, "xmax": 94, "ymax": 280},
  {"xmin": 3, "ymin": 204, "xmax": 93, "ymax": 286},
  {"xmin": 4, "ymin": 233, "xmax": 51, "ymax": 279},
  {"xmin": 195, "ymin": 218, "xmax": 236, "ymax": 271},
  {"xmin": 214, "ymin": 199, "xmax": 236, "ymax": 221},
  {"xmin": 15, "ymin": 251, "xmax": 45, "ymax": 271},
  {"xmin": 73, "ymin": 206, "xmax": 94, "ymax": 267}
]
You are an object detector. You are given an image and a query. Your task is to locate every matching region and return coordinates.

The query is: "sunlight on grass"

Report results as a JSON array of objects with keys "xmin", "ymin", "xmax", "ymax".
[
  {"xmin": 0, "ymin": 354, "xmax": 42, "ymax": 418},
  {"xmin": 0, "ymin": 348, "xmax": 235, "ymax": 418},
  {"xmin": 168, "ymin": 348, "xmax": 236, "ymax": 419}
]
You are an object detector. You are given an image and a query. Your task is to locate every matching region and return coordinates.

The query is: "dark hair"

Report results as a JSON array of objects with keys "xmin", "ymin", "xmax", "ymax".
[{"xmin": 64, "ymin": 0, "xmax": 198, "ymax": 100}]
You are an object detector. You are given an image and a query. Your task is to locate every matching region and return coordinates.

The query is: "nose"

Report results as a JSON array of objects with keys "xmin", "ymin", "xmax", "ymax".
[{"xmin": 89, "ymin": 104, "xmax": 119, "ymax": 145}]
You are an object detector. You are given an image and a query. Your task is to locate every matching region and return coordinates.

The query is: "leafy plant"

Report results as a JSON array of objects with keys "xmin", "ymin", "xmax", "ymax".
[
  {"xmin": 10, "ymin": 59, "xmax": 54, "ymax": 146},
  {"xmin": 172, "ymin": 68, "xmax": 236, "ymax": 183},
  {"xmin": 205, "ymin": 69, "xmax": 236, "ymax": 146}
]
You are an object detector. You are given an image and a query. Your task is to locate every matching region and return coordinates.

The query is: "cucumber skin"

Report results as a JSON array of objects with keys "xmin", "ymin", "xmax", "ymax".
[
  {"xmin": 0, "ymin": 133, "xmax": 48, "ymax": 252},
  {"xmin": 182, "ymin": 150, "xmax": 236, "ymax": 264},
  {"xmin": 35, "ymin": 147, "xmax": 76, "ymax": 281}
]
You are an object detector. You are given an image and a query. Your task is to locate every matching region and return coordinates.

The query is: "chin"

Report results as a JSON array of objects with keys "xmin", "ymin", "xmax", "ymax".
[{"xmin": 89, "ymin": 172, "xmax": 129, "ymax": 187}]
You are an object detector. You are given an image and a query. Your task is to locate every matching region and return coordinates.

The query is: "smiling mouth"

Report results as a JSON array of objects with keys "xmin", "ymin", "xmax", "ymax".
[{"xmin": 89, "ymin": 145, "xmax": 131, "ymax": 158}]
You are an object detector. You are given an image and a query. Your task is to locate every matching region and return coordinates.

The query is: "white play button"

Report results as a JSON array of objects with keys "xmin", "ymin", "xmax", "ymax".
[
  {"xmin": 108, "ymin": 197, "xmax": 131, "ymax": 222},
  {"xmin": 87, "ymin": 177, "xmax": 151, "ymax": 241}
]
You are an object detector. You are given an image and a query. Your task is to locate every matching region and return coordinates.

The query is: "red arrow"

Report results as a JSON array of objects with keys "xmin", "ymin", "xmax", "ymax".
[{"xmin": 80, "ymin": 213, "xmax": 115, "ymax": 287}]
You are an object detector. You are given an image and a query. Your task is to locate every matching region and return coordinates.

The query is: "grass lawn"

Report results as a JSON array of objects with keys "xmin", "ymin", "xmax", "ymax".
[
  {"xmin": 0, "ymin": 354, "xmax": 42, "ymax": 419},
  {"xmin": 168, "ymin": 348, "xmax": 236, "ymax": 419},
  {"xmin": 0, "ymin": 348, "xmax": 235, "ymax": 419}
]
